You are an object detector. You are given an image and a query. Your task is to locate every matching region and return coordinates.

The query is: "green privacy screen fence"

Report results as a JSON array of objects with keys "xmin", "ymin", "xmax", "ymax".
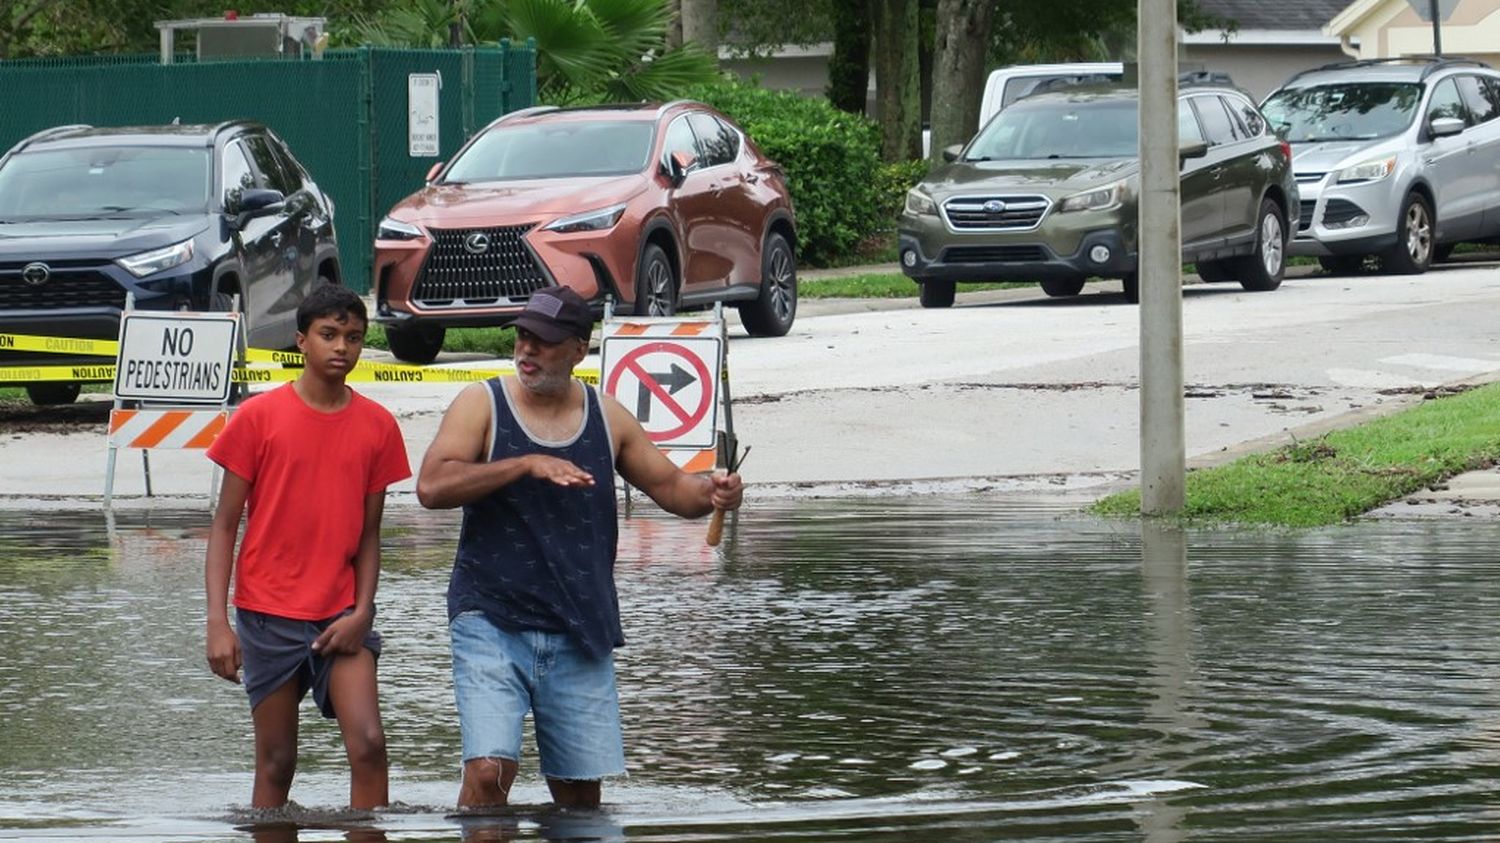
[{"xmin": 0, "ymin": 43, "xmax": 537, "ymax": 292}]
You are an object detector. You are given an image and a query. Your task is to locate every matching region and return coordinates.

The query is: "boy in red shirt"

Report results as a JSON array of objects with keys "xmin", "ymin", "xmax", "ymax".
[{"xmin": 204, "ymin": 284, "xmax": 411, "ymax": 810}]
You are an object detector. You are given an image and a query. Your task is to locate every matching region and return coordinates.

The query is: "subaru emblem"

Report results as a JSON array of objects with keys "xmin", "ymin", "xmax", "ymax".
[
  {"xmin": 983, "ymin": 199, "xmax": 1007, "ymax": 214},
  {"xmin": 463, "ymin": 232, "xmax": 490, "ymax": 254},
  {"xmin": 21, "ymin": 262, "xmax": 50, "ymax": 287}
]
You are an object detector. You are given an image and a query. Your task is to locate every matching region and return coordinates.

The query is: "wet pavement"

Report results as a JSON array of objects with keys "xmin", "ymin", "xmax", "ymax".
[{"xmin": 6, "ymin": 494, "xmax": 1500, "ymax": 841}]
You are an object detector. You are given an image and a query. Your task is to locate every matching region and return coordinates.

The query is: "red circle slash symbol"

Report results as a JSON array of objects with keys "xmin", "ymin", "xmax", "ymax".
[{"xmin": 604, "ymin": 341, "xmax": 713, "ymax": 442}]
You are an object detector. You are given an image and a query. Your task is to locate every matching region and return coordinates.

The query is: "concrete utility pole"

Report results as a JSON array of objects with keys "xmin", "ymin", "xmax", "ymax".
[{"xmin": 1137, "ymin": 0, "xmax": 1185, "ymax": 515}]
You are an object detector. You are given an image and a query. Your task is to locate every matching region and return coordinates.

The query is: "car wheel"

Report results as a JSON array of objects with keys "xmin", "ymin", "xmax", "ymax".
[
  {"xmin": 1318, "ymin": 255, "xmax": 1366, "ymax": 275},
  {"xmin": 1235, "ymin": 199, "xmax": 1286, "ymax": 292},
  {"xmin": 25, "ymin": 382, "xmax": 81, "ymax": 406},
  {"xmin": 634, "ymin": 243, "xmax": 677, "ymax": 317},
  {"xmin": 1194, "ymin": 259, "xmax": 1232, "ymax": 283},
  {"xmin": 739, "ymin": 232, "xmax": 797, "ymax": 337},
  {"xmin": 385, "ymin": 321, "xmax": 445, "ymax": 365},
  {"xmin": 1040, "ymin": 277, "xmax": 1086, "ymax": 297},
  {"xmin": 1382, "ymin": 193, "xmax": 1433, "ymax": 275},
  {"xmin": 918, "ymin": 280, "xmax": 955, "ymax": 308},
  {"xmin": 1121, "ymin": 273, "xmax": 1140, "ymax": 304}
]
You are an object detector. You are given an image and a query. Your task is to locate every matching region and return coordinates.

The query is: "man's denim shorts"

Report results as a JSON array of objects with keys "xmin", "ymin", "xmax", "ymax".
[
  {"xmin": 449, "ymin": 610, "xmax": 626, "ymax": 781},
  {"xmin": 237, "ymin": 607, "xmax": 381, "ymax": 719}
]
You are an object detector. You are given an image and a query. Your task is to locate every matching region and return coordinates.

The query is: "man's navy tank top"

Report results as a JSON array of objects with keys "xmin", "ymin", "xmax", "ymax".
[{"xmin": 446, "ymin": 378, "xmax": 622, "ymax": 659}]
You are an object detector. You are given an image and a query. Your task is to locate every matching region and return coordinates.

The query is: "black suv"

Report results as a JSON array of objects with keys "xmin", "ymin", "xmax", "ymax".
[{"xmin": 0, "ymin": 122, "xmax": 341, "ymax": 404}]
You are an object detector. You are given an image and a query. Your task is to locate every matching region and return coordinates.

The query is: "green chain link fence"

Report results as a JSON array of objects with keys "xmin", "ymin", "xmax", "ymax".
[{"xmin": 0, "ymin": 42, "xmax": 537, "ymax": 292}]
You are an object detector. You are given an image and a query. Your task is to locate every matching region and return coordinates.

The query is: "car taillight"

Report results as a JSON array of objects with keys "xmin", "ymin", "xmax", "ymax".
[{"xmin": 1279, "ymin": 140, "xmax": 1292, "ymax": 162}]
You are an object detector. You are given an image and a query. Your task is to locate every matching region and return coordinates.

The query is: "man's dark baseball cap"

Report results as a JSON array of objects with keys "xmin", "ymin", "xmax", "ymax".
[{"xmin": 511, "ymin": 286, "xmax": 594, "ymax": 343}]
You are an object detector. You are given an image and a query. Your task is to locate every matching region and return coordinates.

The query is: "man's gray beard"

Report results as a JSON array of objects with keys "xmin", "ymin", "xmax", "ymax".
[{"xmin": 519, "ymin": 369, "xmax": 571, "ymax": 397}]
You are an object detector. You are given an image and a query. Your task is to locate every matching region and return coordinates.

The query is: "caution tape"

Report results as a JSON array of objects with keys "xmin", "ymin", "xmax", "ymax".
[
  {"xmin": 2, "ymin": 353, "xmax": 599, "ymax": 389},
  {"xmin": 1, "ymin": 331, "xmax": 600, "ymax": 386},
  {"xmin": 0, "ymin": 332, "xmax": 118, "ymax": 357}
]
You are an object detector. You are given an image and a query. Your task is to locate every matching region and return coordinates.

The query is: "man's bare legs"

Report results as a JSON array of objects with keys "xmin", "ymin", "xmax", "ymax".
[
  {"xmin": 458, "ymin": 756, "xmax": 518, "ymax": 807},
  {"xmin": 329, "ymin": 649, "xmax": 388, "ymax": 809},
  {"xmin": 545, "ymin": 778, "xmax": 600, "ymax": 809},
  {"xmin": 250, "ymin": 680, "xmax": 302, "ymax": 807}
]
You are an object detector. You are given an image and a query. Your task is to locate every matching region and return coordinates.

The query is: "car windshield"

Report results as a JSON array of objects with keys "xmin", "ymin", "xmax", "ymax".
[
  {"xmin": 443, "ymin": 120, "xmax": 655, "ymax": 181},
  {"xmin": 965, "ymin": 99, "xmax": 1138, "ymax": 160},
  {"xmin": 0, "ymin": 146, "xmax": 210, "ymax": 220},
  {"xmin": 1259, "ymin": 82, "xmax": 1422, "ymax": 142}
]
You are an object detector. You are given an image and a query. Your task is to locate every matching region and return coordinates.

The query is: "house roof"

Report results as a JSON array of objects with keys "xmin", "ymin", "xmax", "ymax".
[{"xmin": 1192, "ymin": 0, "xmax": 1351, "ymax": 31}]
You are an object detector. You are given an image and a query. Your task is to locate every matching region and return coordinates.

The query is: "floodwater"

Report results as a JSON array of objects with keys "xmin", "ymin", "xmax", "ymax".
[{"xmin": 4, "ymin": 495, "xmax": 1500, "ymax": 842}]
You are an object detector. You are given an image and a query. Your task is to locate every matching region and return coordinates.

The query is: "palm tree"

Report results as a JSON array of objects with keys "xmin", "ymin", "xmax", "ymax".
[{"xmin": 348, "ymin": 0, "xmax": 721, "ymax": 104}]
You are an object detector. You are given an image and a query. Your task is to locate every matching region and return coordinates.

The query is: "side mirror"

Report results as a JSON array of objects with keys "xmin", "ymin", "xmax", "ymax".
[
  {"xmin": 425, "ymin": 162, "xmax": 445, "ymax": 183},
  {"xmin": 664, "ymin": 150, "xmax": 696, "ymax": 186},
  {"xmin": 1179, "ymin": 141, "xmax": 1209, "ymax": 165},
  {"xmin": 1429, "ymin": 116, "xmax": 1465, "ymax": 138},
  {"xmin": 227, "ymin": 188, "xmax": 285, "ymax": 229},
  {"xmin": 942, "ymin": 144, "xmax": 963, "ymax": 163}
]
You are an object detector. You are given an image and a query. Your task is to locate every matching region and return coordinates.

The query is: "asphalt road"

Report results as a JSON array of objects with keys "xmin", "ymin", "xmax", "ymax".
[{"xmin": 4, "ymin": 260, "xmax": 1499, "ymax": 505}]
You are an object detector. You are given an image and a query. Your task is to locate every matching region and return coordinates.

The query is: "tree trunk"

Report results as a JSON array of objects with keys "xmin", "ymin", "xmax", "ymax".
[
  {"xmin": 928, "ymin": 0, "xmax": 998, "ymax": 162},
  {"xmin": 680, "ymin": 0, "xmax": 718, "ymax": 61},
  {"xmin": 872, "ymin": 0, "xmax": 921, "ymax": 161},
  {"xmin": 665, "ymin": 0, "xmax": 684, "ymax": 48},
  {"xmin": 826, "ymin": 0, "xmax": 871, "ymax": 115}
]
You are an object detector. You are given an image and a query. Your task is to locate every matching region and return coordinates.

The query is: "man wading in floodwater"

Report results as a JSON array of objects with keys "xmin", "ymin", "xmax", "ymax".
[{"xmin": 416, "ymin": 285, "xmax": 743, "ymax": 808}]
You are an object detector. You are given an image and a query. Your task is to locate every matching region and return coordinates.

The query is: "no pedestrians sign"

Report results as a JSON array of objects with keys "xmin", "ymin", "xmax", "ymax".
[{"xmin": 114, "ymin": 312, "xmax": 240, "ymax": 403}]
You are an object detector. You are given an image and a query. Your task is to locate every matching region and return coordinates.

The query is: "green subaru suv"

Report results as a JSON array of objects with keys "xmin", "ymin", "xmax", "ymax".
[{"xmin": 899, "ymin": 78, "xmax": 1298, "ymax": 306}]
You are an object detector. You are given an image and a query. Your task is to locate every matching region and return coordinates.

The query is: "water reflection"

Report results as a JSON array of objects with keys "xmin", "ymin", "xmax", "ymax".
[{"xmin": 5, "ymin": 497, "xmax": 1500, "ymax": 840}]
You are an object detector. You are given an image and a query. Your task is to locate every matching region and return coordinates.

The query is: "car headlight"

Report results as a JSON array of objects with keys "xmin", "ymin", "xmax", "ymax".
[
  {"xmin": 543, "ymin": 203, "xmax": 628, "ymax": 234},
  {"xmin": 905, "ymin": 189, "xmax": 938, "ymax": 216},
  {"xmin": 1059, "ymin": 180, "xmax": 1127, "ymax": 213},
  {"xmin": 1335, "ymin": 157, "xmax": 1396, "ymax": 184},
  {"xmin": 377, "ymin": 218, "xmax": 425, "ymax": 240},
  {"xmin": 116, "ymin": 239, "xmax": 194, "ymax": 278}
]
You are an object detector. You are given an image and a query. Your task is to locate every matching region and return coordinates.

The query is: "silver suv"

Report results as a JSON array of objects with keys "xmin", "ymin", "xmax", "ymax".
[{"xmin": 1260, "ymin": 57, "xmax": 1500, "ymax": 274}]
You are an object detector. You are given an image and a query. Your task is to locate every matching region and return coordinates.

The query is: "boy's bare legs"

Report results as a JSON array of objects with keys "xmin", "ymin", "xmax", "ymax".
[
  {"xmin": 250, "ymin": 680, "xmax": 302, "ymax": 807},
  {"xmin": 458, "ymin": 757, "xmax": 517, "ymax": 807},
  {"xmin": 328, "ymin": 648, "xmax": 389, "ymax": 809},
  {"xmin": 545, "ymin": 778, "xmax": 600, "ymax": 809}
]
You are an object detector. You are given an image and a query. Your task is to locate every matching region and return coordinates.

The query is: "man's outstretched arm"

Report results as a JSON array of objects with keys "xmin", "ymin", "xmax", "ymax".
[{"xmin": 605, "ymin": 396, "xmax": 742, "ymax": 518}]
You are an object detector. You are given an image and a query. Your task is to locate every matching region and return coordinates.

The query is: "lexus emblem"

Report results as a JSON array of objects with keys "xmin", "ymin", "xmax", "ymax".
[
  {"xmin": 463, "ymin": 232, "xmax": 491, "ymax": 255},
  {"xmin": 982, "ymin": 199, "xmax": 1008, "ymax": 213},
  {"xmin": 21, "ymin": 262, "xmax": 50, "ymax": 287}
]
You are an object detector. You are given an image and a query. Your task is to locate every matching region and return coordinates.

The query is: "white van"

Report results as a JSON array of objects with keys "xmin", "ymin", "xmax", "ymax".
[
  {"xmin": 978, "ymin": 62, "xmax": 1125, "ymax": 126},
  {"xmin": 924, "ymin": 62, "xmax": 1125, "ymax": 156}
]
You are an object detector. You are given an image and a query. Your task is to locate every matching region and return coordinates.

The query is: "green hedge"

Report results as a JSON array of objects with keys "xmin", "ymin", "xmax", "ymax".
[{"xmin": 689, "ymin": 80, "xmax": 922, "ymax": 267}]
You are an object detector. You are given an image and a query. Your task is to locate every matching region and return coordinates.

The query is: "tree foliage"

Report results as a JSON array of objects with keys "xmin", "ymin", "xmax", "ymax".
[
  {"xmin": 1, "ymin": 0, "xmax": 390, "ymax": 58},
  {"xmin": 349, "ymin": 0, "xmax": 721, "ymax": 103}
]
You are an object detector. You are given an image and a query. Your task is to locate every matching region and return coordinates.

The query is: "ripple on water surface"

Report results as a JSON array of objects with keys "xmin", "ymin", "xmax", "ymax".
[{"xmin": 3, "ymin": 497, "xmax": 1500, "ymax": 840}]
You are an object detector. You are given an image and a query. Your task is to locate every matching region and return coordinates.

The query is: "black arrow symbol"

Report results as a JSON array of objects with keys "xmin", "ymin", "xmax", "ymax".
[{"xmin": 636, "ymin": 363, "xmax": 696, "ymax": 421}]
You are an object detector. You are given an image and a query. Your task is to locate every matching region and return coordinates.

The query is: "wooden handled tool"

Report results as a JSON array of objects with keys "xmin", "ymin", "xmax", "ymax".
[{"xmin": 706, "ymin": 437, "xmax": 749, "ymax": 547}]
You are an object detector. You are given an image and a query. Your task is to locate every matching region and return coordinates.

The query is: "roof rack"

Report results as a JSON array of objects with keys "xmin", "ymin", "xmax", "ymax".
[
  {"xmin": 14, "ymin": 124, "xmax": 92, "ymax": 151},
  {"xmin": 1285, "ymin": 55, "xmax": 1490, "ymax": 84},
  {"xmin": 1179, "ymin": 70, "xmax": 1236, "ymax": 88},
  {"xmin": 1027, "ymin": 74, "xmax": 1121, "ymax": 96}
]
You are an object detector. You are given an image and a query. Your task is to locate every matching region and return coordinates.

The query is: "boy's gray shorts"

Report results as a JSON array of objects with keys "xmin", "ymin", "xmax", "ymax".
[{"xmin": 236, "ymin": 607, "xmax": 381, "ymax": 719}]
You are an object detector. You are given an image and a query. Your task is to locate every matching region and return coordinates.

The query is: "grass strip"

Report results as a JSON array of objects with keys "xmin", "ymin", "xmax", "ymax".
[
  {"xmin": 363, "ymin": 324, "xmax": 515, "ymax": 359},
  {"xmin": 1092, "ymin": 382, "xmax": 1500, "ymax": 527},
  {"xmin": 801, "ymin": 272, "xmax": 1034, "ymax": 299}
]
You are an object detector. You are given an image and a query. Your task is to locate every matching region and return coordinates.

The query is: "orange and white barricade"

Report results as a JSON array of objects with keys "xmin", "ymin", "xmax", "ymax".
[{"xmin": 107, "ymin": 408, "xmax": 228, "ymax": 450}]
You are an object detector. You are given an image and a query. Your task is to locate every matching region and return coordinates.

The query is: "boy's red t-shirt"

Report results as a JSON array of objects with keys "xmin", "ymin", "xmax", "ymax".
[{"xmin": 207, "ymin": 383, "xmax": 412, "ymax": 621}]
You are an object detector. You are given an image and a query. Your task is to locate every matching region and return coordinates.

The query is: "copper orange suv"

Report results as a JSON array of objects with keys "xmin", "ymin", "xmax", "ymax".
[{"xmin": 372, "ymin": 101, "xmax": 798, "ymax": 363}]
